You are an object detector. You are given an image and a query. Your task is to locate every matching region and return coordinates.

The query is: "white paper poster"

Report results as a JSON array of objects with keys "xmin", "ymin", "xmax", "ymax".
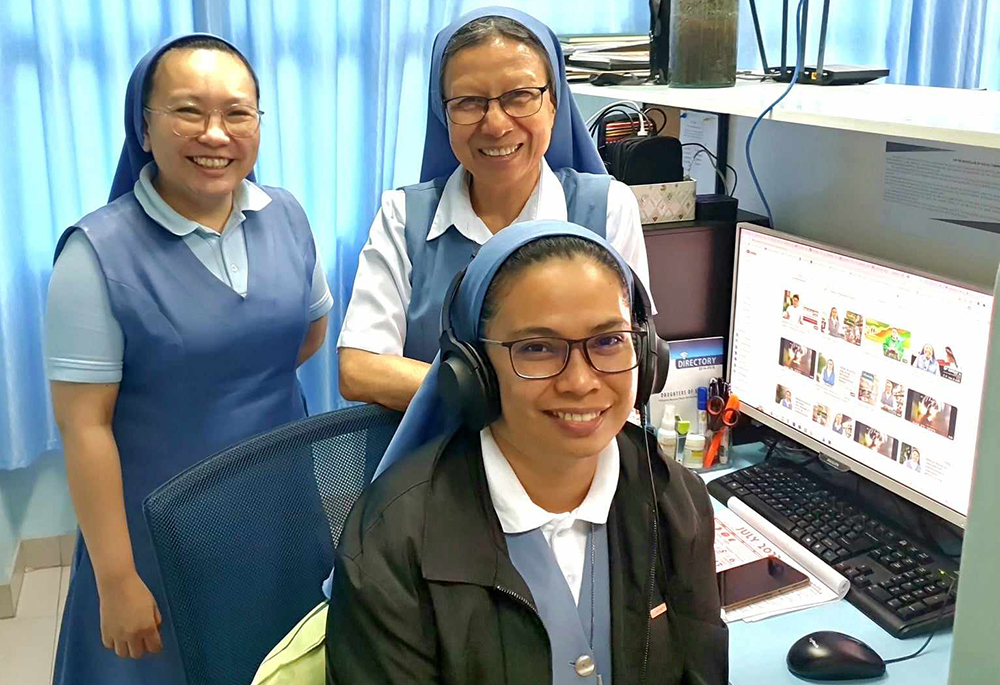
[{"xmin": 883, "ymin": 141, "xmax": 1000, "ymax": 236}]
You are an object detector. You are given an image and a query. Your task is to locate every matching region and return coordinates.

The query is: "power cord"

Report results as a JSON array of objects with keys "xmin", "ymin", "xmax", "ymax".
[
  {"xmin": 586, "ymin": 100, "xmax": 655, "ymax": 139},
  {"xmin": 745, "ymin": 0, "xmax": 807, "ymax": 229},
  {"xmin": 682, "ymin": 142, "xmax": 739, "ymax": 196},
  {"xmin": 642, "ymin": 106, "xmax": 668, "ymax": 134}
]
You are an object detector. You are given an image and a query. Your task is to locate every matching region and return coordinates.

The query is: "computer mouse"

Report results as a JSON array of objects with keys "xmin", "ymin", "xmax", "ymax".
[{"xmin": 787, "ymin": 631, "xmax": 886, "ymax": 681}]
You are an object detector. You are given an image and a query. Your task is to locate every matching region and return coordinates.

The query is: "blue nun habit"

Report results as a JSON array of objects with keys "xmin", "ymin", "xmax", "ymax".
[
  {"xmin": 400, "ymin": 7, "xmax": 612, "ymax": 362},
  {"xmin": 53, "ymin": 34, "xmax": 319, "ymax": 685},
  {"xmin": 327, "ymin": 221, "xmax": 633, "ymax": 683}
]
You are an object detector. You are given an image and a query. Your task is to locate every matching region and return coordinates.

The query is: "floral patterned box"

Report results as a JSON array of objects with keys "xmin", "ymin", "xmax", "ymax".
[{"xmin": 629, "ymin": 179, "xmax": 696, "ymax": 225}]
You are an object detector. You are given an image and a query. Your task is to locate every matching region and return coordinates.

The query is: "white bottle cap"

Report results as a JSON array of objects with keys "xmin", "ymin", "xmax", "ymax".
[
  {"xmin": 686, "ymin": 434, "xmax": 707, "ymax": 450},
  {"xmin": 660, "ymin": 404, "xmax": 676, "ymax": 431}
]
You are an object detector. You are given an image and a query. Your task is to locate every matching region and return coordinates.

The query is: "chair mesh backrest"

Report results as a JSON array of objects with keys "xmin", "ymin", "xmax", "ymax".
[{"xmin": 143, "ymin": 404, "xmax": 402, "ymax": 685}]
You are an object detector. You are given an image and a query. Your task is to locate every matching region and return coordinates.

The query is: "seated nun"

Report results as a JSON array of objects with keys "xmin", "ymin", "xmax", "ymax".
[{"xmin": 325, "ymin": 221, "xmax": 727, "ymax": 684}]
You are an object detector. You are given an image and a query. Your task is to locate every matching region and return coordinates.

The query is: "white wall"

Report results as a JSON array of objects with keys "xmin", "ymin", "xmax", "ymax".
[
  {"xmin": 727, "ymin": 116, "xmax": 1000, "ymax": 288},
  {"xmin": 0, "ymin": 450, "xmax": 77, "ymax": 584}
]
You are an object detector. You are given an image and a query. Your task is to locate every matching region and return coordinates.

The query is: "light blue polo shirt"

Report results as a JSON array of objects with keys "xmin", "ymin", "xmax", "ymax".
[{"xmin": 45, "ymin": 163, "xmax": 333, "ymax": 383}]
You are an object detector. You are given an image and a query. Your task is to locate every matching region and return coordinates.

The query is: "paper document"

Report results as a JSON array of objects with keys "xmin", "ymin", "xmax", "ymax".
[
  {"xmin": 883, "ymin": 141, "xmax": 1000, "ymax": 236},
  {"xmin": 678, "ymin": 111, "xmax": 722, "ymax": 195},
  {"xmin": 714, "ymin": 504, "xmax": 849, "ymax": 623}
]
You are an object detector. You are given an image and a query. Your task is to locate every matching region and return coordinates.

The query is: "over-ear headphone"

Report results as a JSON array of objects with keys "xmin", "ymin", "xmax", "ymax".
[{"xmin": 438, "ymin": 263, "xmax": 670, "ymax": 432}]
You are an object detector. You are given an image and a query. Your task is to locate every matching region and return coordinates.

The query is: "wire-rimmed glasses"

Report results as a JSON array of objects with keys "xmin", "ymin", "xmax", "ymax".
[
  {"xmin": 143, "ymin": 104, "xmax": 263, "ymax": 138},
  {"xmin": 443, "ymin": 85, "xmax": 550, "ymax": 125}
]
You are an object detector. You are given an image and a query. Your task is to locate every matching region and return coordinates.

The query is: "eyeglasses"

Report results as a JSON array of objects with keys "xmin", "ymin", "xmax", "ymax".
[
  {"xmin": 443, "ymin": 85, "xmax": 550, "ymax": 125},
  {"xmin": 480, "ymin": 330, "xmax": 644, "ymax": 380},
  {"xmin": 143, "ymin": 104, "xmax": 263, "ymax": 138}
]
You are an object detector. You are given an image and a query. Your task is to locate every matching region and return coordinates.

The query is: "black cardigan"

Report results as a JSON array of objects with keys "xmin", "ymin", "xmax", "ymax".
[{"xmin": 326, "ymin": 423, "xmax": 728, "ymax": 684}]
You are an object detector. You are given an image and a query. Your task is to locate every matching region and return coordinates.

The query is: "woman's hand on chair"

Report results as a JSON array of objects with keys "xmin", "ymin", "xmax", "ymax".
[{"xmin": 98, "ymin": 571, "xmax": 163, "ymax": 659}]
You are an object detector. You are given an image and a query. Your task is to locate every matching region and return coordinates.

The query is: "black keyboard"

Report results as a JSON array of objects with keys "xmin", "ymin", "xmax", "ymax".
[{"xmin": 708, "ymin": 462, "xmax": 959, "ymax": 638}]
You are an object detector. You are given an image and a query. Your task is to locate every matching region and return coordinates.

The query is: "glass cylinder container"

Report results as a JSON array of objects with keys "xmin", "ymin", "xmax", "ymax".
[{"xmin": 668, "ymin": 0, "xmax": 739, "ymax": 88}]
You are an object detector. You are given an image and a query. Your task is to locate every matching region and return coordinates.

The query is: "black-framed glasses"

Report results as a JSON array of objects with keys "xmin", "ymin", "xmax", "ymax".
[
  {"xmin": 481, "ymin": 330, "xmax": 645, "ymax": 380},
  {"xmin": 143, "ymin": 104, "xmax": 263, "ymax": 138},
  {"xmin": 443, "ymin": 85, "xmax": 550, "ymax": 125}
]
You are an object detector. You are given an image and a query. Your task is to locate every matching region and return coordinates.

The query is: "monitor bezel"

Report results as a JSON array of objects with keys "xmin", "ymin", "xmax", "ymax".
[{"xmin": 728, "ymin": 223, "xmax": 993, "ymax": 529}]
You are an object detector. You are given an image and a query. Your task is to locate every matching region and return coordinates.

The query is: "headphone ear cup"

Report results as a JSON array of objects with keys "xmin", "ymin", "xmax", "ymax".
[
  {"xmin": 653, "ymin": 337, "xmax": 669, "ymax": 395},
  {"xmin": 438, "ymin": 338, "xmax": 501, "ymax": 432},
  {"xmin": 634, "ymin": 324, "xmax": 653, "ymax": 411}
]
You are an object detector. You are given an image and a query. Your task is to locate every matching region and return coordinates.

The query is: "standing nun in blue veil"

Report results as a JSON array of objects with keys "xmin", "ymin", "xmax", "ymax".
[
  {"xmin": 47, "ymin": 34, "xmax": 333, "ymax": 683},
  {"xmin": 336, "ymin": 6, "xmax": 654, "ymax": 412},
  {"xmin": 325, "ymin": 220, "xmax": 726, "ymax": 684}
]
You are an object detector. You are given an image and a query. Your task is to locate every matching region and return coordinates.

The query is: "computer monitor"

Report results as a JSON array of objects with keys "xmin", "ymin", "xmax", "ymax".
[{"xmin": 728, "ymin": 225, "xmax": 993, "ymax": 528}]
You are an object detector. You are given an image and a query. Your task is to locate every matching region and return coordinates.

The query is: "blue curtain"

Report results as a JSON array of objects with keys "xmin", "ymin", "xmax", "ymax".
[
  {"xmin": 0, "ymin": 0, "xmax": 648, "ymax": 470},
  {"xmin": 737, "ymin": 0, "xmax": 1000, "ymax": 90},
  {"xmin": 0, "ymin": 1, "xmax": 198, "ymax": 471}
]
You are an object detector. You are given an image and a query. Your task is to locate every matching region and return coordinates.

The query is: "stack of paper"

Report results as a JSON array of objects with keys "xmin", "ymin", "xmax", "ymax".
[
  {"xmin": 560, "ymin": 35, "xmax": 650, "ymax": 82},
  {"xmin": 714, "ymin": 504, "xmax": 850, "ymax": 623}
]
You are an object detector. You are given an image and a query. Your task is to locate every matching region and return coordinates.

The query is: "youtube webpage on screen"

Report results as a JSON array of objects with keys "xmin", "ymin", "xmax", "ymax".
[{"xmin": 730, "ymin": 228, "xmax": 993, "ymax": 518}]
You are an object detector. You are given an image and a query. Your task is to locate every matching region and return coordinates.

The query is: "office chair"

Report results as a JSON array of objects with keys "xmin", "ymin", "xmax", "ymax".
[{"xmin": 143, "ymin": 403, "xmax": 403, "ymax": 685}]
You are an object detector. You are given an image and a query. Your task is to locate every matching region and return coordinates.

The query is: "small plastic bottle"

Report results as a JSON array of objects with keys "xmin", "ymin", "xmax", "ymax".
[
  {"xmin": 675, "ymin": 419, "xmax": 691, "ymax": 464},
  {"xmin": 656, "ymin": 405, "xmax": 678, "ymax": 464},
  {"xmin": 685, "ymin": 434, "xmax": 706, "ymax": 469},
  {"xmin": 697, "ymin": 387, "xmax": 709, "ymax": 437},
  {"xmin": 718, "ymin": 430, "xmax": 731, "ymax": 466}
]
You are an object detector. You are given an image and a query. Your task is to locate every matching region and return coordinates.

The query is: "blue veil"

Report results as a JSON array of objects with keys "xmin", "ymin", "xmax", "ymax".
[
  {"xmin": 419, "ymin": 7, "xmax": 605, "ymax": 182},
  {"xmin": 107, "ymin": 33, "xmax": 257, "ymax": 203}
]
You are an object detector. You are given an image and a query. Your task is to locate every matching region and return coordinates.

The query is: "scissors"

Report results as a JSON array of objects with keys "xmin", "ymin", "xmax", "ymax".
[{"xmin": 705, "ymin": 379, "xmax": 740, "ymax": 468}]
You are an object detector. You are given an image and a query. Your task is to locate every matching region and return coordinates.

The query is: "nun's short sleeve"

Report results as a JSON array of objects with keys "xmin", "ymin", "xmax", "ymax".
[
  {"xmin": 45, "ymin": 230, "xmax": 125, "ymax": 383},
  {"xmin": 337, "ymin": 189, "xmax": 411, "ymax": 356}
]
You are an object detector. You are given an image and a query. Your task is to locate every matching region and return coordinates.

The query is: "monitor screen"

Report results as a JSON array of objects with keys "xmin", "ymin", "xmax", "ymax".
[{"xmin": 729, "ymin": 225, "xmax": 993, "ymax": 526}]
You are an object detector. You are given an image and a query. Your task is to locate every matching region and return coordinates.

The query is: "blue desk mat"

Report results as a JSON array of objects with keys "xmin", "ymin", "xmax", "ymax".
[{"xmin": 701, "ymin": 443, "xmax": 952, "ymax": 684}]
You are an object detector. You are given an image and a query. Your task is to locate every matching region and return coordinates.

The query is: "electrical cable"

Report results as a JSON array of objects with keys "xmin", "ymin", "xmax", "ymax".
[
  {"xmin": 682, "ymin": 142, "xmax": 739, "ymax": 196},
  {"xmin": 883, "ymin": 577, "xmax": 958, "ymax": 665},
  {"xmin": 586, "ymin": 100, "xmax": 653, "ymax": 138},
  {"xmin": 588, "ymin": 106, "xmax": 640, "ymax": 137},
  {"xmin": 641, "ymin": 106, "xmax": 668, "ymax": 135},
  {"xmin": 745, "ymin": 0, "xmax": 808, "ymax": 229},
  {"xmin": 690, "ymin": 149, "xmax": 730, "ymax": 196}
]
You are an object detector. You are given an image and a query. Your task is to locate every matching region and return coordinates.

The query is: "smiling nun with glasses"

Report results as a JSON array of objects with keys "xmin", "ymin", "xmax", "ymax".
[
  {"xmin": 325, "ymin": 221, "xmax": 727, "ymax": 684},
  {"xmin": 337, "ymin": 6, "xmax": 654, "ymax": 412},
  {"xmin": 46, "ymin": 34, "xmax": 332, "ymax": 684}
]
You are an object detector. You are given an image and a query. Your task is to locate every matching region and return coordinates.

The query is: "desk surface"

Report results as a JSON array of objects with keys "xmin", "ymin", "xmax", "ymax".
[
  {"xmin": 571, "ymin": 80, "xmax": 1000, "ymax": 150},
  {"xmin": 705, "ymin": 445, "xmax": 953, "ymax": 684}
]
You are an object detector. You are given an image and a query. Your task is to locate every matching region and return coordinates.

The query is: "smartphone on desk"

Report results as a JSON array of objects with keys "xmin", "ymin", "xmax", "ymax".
[{"xmin": 716, "ymin": 556, "xmax": 809, "ymax": 611}]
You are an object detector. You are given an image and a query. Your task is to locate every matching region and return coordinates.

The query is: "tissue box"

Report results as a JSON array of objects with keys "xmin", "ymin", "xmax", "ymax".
[{"xmin": 630, "ymin": 179, "xmax": 696, "ymax": 225}]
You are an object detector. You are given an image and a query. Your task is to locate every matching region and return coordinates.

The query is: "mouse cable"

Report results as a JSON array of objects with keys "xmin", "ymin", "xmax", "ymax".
[
  {"xmin": 745, "ymin": 0, "xmax": 807, "ymax": 230},
  {"xmin": 884, "ymin": 576, "xmax": 958, "ymax": 665}
]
